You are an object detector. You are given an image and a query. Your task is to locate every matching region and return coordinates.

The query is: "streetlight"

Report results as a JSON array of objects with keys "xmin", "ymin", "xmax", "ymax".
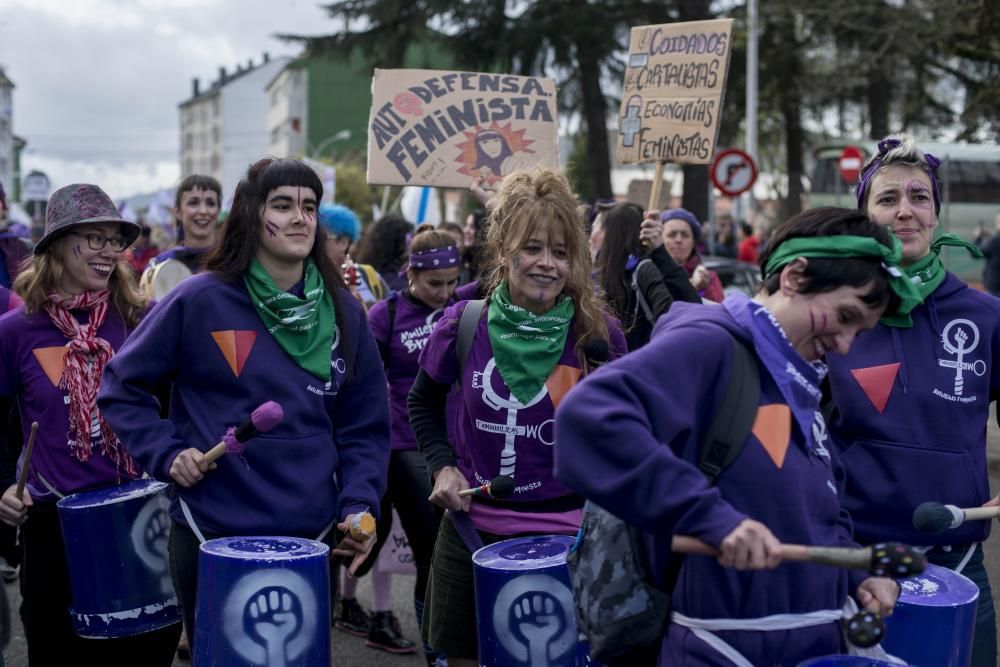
[{"xmin": 310, "ymin": 129, "xmax": 351, "ymax": 160}]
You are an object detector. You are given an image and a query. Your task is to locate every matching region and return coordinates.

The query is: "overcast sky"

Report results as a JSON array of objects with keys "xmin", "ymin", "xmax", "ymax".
[{"xmin": 0, "ymin": 0, "xmax": 335, "ymax": 200}]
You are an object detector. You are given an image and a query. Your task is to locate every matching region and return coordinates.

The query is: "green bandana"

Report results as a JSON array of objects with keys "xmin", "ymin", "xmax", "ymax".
[
  {"xmin": 763, "ymin": 234, "xmax": 923, "ymax": 327},
  {"xmin": 877, "ymin": 234, "xmax": 983, "ymax": 327},
  {"xmin": 244, "ymin": 257, "xmax": 335, "ymax": 380},
  {"xmin": 487, "ymin": 281, "xmax": 574, "ymax": 404}
]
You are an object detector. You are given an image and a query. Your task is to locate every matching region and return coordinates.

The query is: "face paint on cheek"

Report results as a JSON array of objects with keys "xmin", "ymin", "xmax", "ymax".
[
  {"xmin": 73, "ymin": 244, "xmax": 81, "ymax": 257},
  {"xmin": 511, "ymin": 255, "xmax": 521, "ymax": 270},
  {"xmin": 265, "ymin": 220, "xmax": 279, "ymax": 238},
  {"xmin": 809, "ymin": 308, "xmax": 815, "ymax": 333}
]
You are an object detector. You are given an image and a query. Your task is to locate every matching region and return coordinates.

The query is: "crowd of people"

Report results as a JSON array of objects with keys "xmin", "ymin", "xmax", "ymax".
[{"xmin": 0, "ymin": 131, "xmax": 996, "ymax": 667}]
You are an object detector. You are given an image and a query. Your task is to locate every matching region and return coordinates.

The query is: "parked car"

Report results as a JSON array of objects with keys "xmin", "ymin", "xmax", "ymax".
[{"xmin": 702, "ymin": 255, "xmax": 761, "ymax": 297}]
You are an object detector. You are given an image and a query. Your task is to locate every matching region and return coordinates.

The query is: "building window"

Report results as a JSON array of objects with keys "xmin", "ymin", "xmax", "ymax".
[{"xmin": 185, "ymin": 133, "xmax": 193, "ymax": 150}]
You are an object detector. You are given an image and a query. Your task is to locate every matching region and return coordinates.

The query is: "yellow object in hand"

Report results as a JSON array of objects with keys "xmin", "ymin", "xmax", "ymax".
[{"xmin": 349, "ymin": 512, "xmax": 376, "ymax": 541}]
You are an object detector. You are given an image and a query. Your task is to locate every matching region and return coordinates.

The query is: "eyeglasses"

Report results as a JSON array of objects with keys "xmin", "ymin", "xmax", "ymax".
[{"xmin": 70, "ymin": 232, "xmax": 129, "ymax": 252}]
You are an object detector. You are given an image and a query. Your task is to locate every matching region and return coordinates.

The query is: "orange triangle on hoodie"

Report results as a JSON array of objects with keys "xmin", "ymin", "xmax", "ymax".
[
  {"xmin": 545, "ymin": 365, "xmax": 582, "ymax": 409},
  {"xmin": 850, "ymin": 363, "xmax": 900, "ymax": 414},
  {"xmin": 211, "ymin": 330, "xmax": 257, "ymax": 377},
  {"xmin": 33, "ymin": 346, "xmax": 67, "ymax": 386},
  {"xmin": 751, "ymin": 404, "xmax": 792, "ymax": 469}
]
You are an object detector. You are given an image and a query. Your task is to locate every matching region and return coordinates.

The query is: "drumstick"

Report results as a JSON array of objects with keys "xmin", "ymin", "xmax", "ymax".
[
  {"xmin": 671, "ymin": 535, "xmax": 926, "ymax": 578},
  {"xmin": 15, "ymin": 422, "xmax": 39, "ymax": 500},
  {"xmin": 912, "ymin": 501, "xmax": 998, "ymax": 535},
  {"xmin": 457, "ymin": 475, "xmax": 515, "ymax": 499},
  {"xmin": 644, "ymin": 161, "xmax": 667, "ymax": 247},
  {"xmin": 204, "ymin": 401, "xmax": 284, "ymax": 464}
]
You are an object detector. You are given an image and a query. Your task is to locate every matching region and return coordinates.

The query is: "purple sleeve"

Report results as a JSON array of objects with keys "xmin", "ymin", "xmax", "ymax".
[
  {"xmin": 417, "ymin": 301, "xmax": 465, "ymax": 385},
  {"xmin": 97, "ymin": 291, "xmax": 189, "ymax": 482},
  {"xmin": 367, "ymin": 298, "xmax": 388, "ymax": 344},
  {"xmin": 605, "ymin": 313, "xmax": 628, "ymax": 360},
  {"xmin": 554, "ymin": 323, "xmax": 747, "ymax": 548},
  {"xmin": 0, "ymin": 311, "xmax": 19, "ymax": 396},
  {"xmin": 331, "ymin": 299, "xmax": 392, "ymax": 521}
]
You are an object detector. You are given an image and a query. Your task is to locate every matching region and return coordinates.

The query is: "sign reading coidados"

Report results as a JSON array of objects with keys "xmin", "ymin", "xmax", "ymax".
[
  {"xmin": 367, "ymin": 68, "xmax": 560, "ymax": 188},
  {"xmin": 617, "ymin": 19, "xmax": 735, "ymax": 165}
]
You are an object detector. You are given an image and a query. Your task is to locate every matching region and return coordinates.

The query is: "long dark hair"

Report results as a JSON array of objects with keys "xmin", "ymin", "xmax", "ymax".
[
  {"xmin": 355, "ymin": 213, "xmax": 410, "ymax": 276},
  {"xmin": 596, "ymin": 202, "xmax": 644, "ymax": 323},
  {"xmin": 205, "ymin": 158, "xmax": 352, "ymax": 363}
]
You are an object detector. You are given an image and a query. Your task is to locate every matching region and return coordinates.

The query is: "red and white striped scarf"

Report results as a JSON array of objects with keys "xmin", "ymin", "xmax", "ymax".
[{"xmin": 44, "ymin": 290, "xmax": 137, "ymax": 477}]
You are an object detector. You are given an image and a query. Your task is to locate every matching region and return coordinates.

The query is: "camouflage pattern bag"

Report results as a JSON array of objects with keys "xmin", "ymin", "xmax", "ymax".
[
  {"xmin": 566, "ymin": 336, "xmax": 759, "ymax": 662},
  {"xmin": 567, "ymin": 503, "xmax": 671, "ymax": 661}
]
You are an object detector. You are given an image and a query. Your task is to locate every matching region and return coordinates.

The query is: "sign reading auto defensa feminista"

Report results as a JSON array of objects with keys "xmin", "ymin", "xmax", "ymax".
[
  {"xmin": 367, "ymin": 69, "xmax": 560, "ymax": 188},
  {"xmin": 617, "ymin": 19, "xmax": 735, "ymax": 166}
]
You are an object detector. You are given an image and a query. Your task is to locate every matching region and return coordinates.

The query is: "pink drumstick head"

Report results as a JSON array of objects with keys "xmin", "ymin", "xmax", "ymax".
[{"xmin": 250, "ymin": 401, "xmax": 284, "ymax": 433}]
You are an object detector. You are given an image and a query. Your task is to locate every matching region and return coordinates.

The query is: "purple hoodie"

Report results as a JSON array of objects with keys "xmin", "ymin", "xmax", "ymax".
[
  {"xmin": 555, "ymin": 301, "xmax": 865, "ymax": 666},
  {"xmin": 828, "ymin": 272, "xmax": 1000, "ymax": 547},
  {"xmin": 0, "ymin": 305, "xmax": 143, "ymax": 499},
  {"xmin": 98, "ymin": 272, "xmax": 391, "ymax": 537}
]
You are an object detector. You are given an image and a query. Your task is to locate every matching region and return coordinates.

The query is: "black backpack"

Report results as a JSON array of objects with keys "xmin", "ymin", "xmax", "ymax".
[{"xmin": 567, "ymin": 335, "xmax": 760, "ymax": 664}]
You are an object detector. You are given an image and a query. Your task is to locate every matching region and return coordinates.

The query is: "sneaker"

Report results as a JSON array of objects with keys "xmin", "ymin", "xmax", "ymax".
[
  {"xmin": 334, "ymin": 597, "xmax": 372, "ymax": 637},
  {"xmin": 366, "ymin": 610, "xmax": 417, "ymax": 654}
]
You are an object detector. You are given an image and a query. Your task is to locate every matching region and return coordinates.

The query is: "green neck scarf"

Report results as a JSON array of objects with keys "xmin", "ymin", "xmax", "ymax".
[
  {"xmin": 244, "ymin": 257, "xmax": 335, "ymax": 380},
  {"xmin": 763, "ymin": 234, "xmax": 922, "ymax": 327},
  {"xmin": 487, "ymin": 281, "xmax": 575, "ymax": 404},
  {"xmin": 878, "ymin": 233, "xmax": 983, "ymax": 327}
]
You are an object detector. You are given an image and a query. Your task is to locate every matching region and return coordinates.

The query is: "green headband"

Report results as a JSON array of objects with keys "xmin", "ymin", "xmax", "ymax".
[{"xmin": 764, "ymin": 235, "xmax": 922, "ymax": 321}]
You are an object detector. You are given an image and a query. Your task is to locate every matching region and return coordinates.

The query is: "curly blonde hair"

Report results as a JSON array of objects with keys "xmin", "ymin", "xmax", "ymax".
[
  {"xmin": 13, "ymin": 237, "xmax": 148, "ymax": 328},
  {"xmin": 480, "ymin": 167, "xmax": 608, "ymax": 356}
]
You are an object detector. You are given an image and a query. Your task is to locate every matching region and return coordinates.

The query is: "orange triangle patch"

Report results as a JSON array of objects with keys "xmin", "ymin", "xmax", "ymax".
[
  {"xmin": 545, "ymin": 365, "xmax": 582, "ymax": 409},
  {"xmin": 33, "ymin": 346, "xmax": 67, "ymax": 386},
  {"xmin": 850, "ymin": 363, "xmax": 900, "ymax": 414},
  {"xmin": 751, "ymin": 404, "xmax": 792, "ymax": 469},
  {"xmin": 211, "ymin": 330, "xmax": 257, "ymax": 377}
]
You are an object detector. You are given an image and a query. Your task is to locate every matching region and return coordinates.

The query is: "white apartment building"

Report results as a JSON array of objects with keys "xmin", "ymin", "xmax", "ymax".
[
  {"xmin": 179, "ymin": 54, "xmax": 290, "ymax": 202},
  {"xmin": 0, "ymin": 68, "xmax": 15, "ymax": 200},
  {"xmin": 266, "ymin": 64, "xmax": 308, "ymax": 159}
]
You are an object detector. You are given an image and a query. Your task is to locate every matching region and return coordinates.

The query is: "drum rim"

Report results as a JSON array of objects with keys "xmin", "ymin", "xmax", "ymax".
[
  {"xmin": 199, "ymin": 535, "xmax": 330, "ymax": 559},
  {"xmin": 56, "ymin": 478, "xmax": 169, "ymax": 509},
  {"xmin": 471, "ymin": 534, "xmax": 574, "ymax": 567}
]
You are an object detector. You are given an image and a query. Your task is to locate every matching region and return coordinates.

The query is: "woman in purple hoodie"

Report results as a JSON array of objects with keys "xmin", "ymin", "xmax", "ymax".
[
  {"xmin": 97, "ymin": 158, "xmax": 391, "ymax": 654},
  {"xmin": 827, "ymin": 134, "xmax": 1000, "ymax": 667},
  {"xmin": 556, "ymin": 207, "xmax": 920, "ymax": 666},
  {"xmin": 0, "ymin": 184, "xmax": 180, "ymax": 664},
  {"xmin": 407, "ymin": 167, "xmax": 627, "ymax": 666}
]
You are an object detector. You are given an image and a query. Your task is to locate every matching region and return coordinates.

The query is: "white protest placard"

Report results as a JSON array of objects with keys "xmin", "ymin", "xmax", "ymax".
[
  {"xmin": 616, "ymin": 19, "xmax": 735, "ymax": 165},
  {"xmin": 367, "ymin": 69, "xmax": 560, "ymax": 188}
]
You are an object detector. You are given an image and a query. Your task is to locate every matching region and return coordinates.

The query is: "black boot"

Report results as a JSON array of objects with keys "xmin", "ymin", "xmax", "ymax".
[
  {"xmin": 334, "ymin": 597, "xmax": 372, "ymax": 637},
  {"xmin": 366, "ymin": 610, "xmax": 417, "ymax": 654}
]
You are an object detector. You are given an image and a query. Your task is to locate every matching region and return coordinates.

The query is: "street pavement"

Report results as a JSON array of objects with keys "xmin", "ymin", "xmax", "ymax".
[{"xmin": 4, "ymin": 407, "xmax": 1000, "ymax": 665}]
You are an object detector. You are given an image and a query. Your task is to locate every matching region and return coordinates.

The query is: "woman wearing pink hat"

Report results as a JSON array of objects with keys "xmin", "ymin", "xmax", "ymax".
[
  {"xmin": 0, "ymin": 184, "xmax": 179, "ymax": 664},
  {"xmin": 661, "ymin": 208, "xmax": 725, "ymax": 303}
]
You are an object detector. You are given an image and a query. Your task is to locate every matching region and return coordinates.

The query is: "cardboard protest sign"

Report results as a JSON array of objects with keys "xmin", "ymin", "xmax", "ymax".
[
  {"xmin": 616, "ymin": 19, "xmax": 734, "ymax": 165},
  {"xmin": 367, "ymin": 69, "xmax": 559, "ymax": 188}
]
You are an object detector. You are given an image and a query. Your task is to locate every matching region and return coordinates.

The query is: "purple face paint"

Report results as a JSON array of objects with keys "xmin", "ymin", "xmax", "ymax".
[
  {"xmin": 73, "ymin": 244, "xmax": 82, "ymax": 257},
  {"xmin": 906, "ymin": 179, "xmax": 933, "ymax": 208},
  {"xmin": 809, "ymin": 308, "xmax": 815, "ymax": 333},
  {"xmin": 265, "ymin": 220, "xmax": 279, "ymax": 238}
]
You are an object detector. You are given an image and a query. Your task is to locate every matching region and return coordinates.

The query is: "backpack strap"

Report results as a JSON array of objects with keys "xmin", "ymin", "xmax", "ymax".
[
  {"xmin": 698, "ymin": 336, "xmax": 760, "ymax": 482},
  {"xmin": 360, "ymin": 264, "xmax": 385, "ymax": 301},
  {"xmin": 456, "ymin": 299, "xmax": 486, "ymax": 383},
  {"xmin": 631, "ymin": 259, "xmax": 657, "ymax": 325}
]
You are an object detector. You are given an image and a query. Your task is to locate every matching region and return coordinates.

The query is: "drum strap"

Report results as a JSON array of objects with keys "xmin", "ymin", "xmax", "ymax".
[
  {"xmin": 178, "ymin": 497, "xmax": 336, "ymax": 545},
  {"xmin": 954, "ymin": 543, "xmax": 976, "ymax": 575},
  {"xmin": 672, "ymin": 600, "xmax": 907, "ymax": 666},
  {"xmin": 35, "ymin": 472, "xmax": 66, "ymax": 499}
]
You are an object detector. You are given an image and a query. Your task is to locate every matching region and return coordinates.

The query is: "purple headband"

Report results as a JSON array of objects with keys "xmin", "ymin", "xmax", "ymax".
[
  {"xmin": 409, "ymin": 245, "xmax": 461, "ymax": 270},
  {"xmin": 855, "ymin": 138, "xmax": 942, "ymax": 214}
]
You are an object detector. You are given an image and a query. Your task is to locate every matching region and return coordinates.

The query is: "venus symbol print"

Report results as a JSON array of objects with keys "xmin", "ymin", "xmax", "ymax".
[
  {"xmin": 937, "ymin": 318, "xmax": 985, "ymax": 398},
  {"xmin": 223, "ymin": 570, "xmax": 317, "ymax": 666}
]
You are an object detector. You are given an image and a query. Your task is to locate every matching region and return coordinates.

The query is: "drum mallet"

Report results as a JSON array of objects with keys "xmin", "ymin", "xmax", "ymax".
[
  {"xmin": 913, "ymin": 501, "xmax": 998, "ymax": 535},
  {"xmin": 203, "ymin": 401, "xmax": 284, "ymax": 464},
  {"xmin": 15, "ymin": 422, "xmax": 39, "ymax": 500},
  {"xmin": 457, "ymin": 475, "xmax": 515, "ymax": 499},
  {"xmin": 671, "ymin": 536, "xmax": 926, "ymax": 578}
]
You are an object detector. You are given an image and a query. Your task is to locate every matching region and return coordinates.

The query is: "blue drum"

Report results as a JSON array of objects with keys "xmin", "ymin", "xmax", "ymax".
[
  {"xmin": 472, "ymin": 535, "xmax": 599, "ymax": 667},
  {"xmin": 194, "ymin": 536, "xmax": 330, "ymax": 667},
  {"xmin": 881, "ymin": 563, "xmax": 978, "ymax": 667},
  {"xmin": 57, "ymin": 478, "xmax": 180, "ymax": 638},
  {"xmin": 797, "ymin": 657, "xmax": 902, "ymax": 666}
]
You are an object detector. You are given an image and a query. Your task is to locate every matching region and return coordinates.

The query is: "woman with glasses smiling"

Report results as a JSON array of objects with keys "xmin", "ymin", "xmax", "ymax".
[{"xmin": 0, "ymin": 184, "xmax": 180, "ymax": 664}]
